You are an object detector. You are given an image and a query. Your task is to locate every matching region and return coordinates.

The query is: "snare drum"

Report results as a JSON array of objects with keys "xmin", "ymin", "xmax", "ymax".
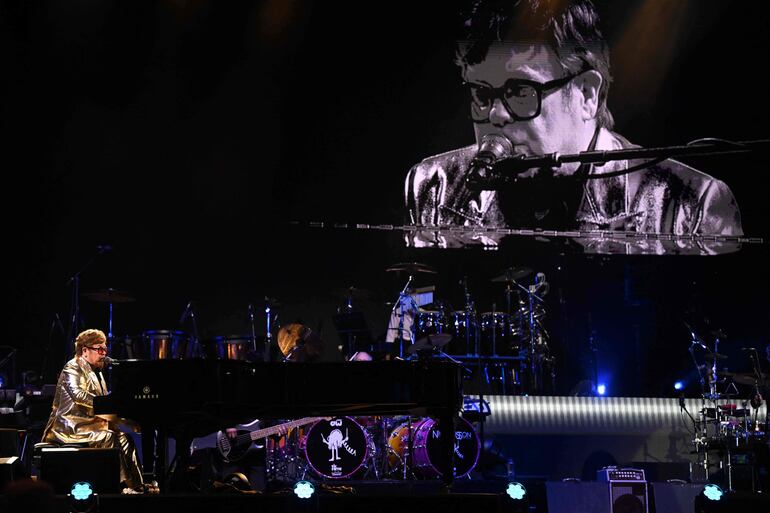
[
  {"xmin": 132, "ymin": 330, "xmax": 194, "ymax": 359},
  {"xmin": 304, "ymin": 417, "xmax": 372, "ymax": 479},
  {"xmin": 388, "ymin": 417, "xmax": 480, "ymax": 478}
]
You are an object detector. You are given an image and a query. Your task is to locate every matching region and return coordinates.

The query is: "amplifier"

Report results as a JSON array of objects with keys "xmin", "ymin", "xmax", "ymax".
[
  {"xmin": 597, "ymin": 467, "xmax": 646, "ymax": 482},
  {"xmin": 597, "ymin": 467, "xmax": 648, "ymax": 513}
]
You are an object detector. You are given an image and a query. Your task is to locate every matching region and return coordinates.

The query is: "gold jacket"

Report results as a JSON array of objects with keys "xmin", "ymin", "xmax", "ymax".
[
  {"xmin": 42, "ymin": 356, "xmax": 143, "ymax": 488},
  {"xmin": 42, "ymin": 356, "xmax": 110, "ymax": 444},
  {"xmin": 404, "ymin": 128, "xmax": 744, "ymax": 254}
]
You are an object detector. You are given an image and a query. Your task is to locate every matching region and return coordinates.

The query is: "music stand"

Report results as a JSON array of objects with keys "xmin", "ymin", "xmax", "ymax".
[{"xmin": 332, "ymin": 311, "xmax": 374, "ymax": 359}]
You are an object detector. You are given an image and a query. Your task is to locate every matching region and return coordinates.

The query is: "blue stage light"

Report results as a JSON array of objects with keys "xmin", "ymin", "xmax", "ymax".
[
  {"xmin": 703, "ymin": 483, "xmax": 724, "ymax": 501},
  {"xmin": 506, "ymin": 481, "xmax": 527, "ymax": 500},
  {"xmin": 674, "ymin": 381, "xmax": 684, "ymax": 390},
  {"xmin": 597, "ymin": 383, "xmax": 607, "ymax": 396},
  {"xmin": 294, "ymin": 480, "xmax": 315, "ymax": 499},
  {"xmin": 71, "ymin": 482, "xmax": 93, "ymax": 501}
]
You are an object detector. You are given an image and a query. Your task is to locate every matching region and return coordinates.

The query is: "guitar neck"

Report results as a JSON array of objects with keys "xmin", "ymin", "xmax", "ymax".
[{"xmin": 249, "ymin": 417, "xmax": 320, "ymax": 441}]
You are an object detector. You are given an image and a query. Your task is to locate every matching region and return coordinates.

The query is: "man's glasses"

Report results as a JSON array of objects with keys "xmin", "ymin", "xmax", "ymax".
[
  {"xmin": 87, "ymin": 346, "xmax": 108, "ymax": 354},
  {"xmin": 465, "ymin": 71, "xmax": 583, "ymax": 123}
]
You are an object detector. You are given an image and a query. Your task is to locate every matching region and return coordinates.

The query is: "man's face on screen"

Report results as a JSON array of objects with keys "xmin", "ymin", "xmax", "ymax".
[{"xmin": 463, "ymin": 43, "xmax": 589, "ymax": 176}]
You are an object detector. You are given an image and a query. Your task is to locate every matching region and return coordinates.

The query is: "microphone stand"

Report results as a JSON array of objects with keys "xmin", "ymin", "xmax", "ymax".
[{"xmin": 480, "ymin": 138, "xmax": 770, "ymax": 186}]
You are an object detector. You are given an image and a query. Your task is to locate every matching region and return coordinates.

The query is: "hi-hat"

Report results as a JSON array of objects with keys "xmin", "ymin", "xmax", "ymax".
[
  {"xmin": 407, "ymin": 333, "xmax": 452, "ymax": 354},
  {"xmin": 491, "ymin": 267, "xmax": 533, "ymax": 283},
  {"xmin": 83, "ymin": 288, "xmax": 135, "ymax": 303},
  {"xmin": 385, "ymin": 262, "xmax": 437, "ymax": 274}
]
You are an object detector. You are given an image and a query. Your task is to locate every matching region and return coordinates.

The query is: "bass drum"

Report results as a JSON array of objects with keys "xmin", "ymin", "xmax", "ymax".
[
  {"xmin": 304, "ymin": 417, "xmax": 371, "ymax": 479},
  {"xmin": 388, "ymin": 417, "xmax": 480, "ymax": 478}
]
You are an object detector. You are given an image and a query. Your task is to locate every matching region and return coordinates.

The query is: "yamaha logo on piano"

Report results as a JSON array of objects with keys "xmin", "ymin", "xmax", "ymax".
[{"xmin": 134, "ymin": 385, "xmax": 159, "ymax": 400}]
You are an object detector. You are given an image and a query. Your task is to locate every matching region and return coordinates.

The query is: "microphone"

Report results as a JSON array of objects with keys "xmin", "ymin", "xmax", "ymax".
[
  {"xmin": 102, "ymin": 356, "xmax": 117, "ymax": 366},
  {"xmin": 465, "ymin": 134, "xmax": 516, "ymax": 190},
  {"xmin": 178, "ymin": 301, "xmax": 193, "ymax": 326}
]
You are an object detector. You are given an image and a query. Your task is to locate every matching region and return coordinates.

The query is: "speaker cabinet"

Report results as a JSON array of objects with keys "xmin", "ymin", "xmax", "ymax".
[
  {"xmin": 39, "ymin": 447, "xmax": 120, "ymax": 494},
  {"xmin": 609, "ymin": 481, "xmax": 648, "ymax": 513},
  {"xmin": 547, "ymin": 480, "xmax": 649, "ymax": 513},
  {"xmin": 650, "ymin": 482, "xmax": 703, "ymax": 513},
  {"xmin": 547, "ymin": 481, "xmax": 611, "ymax": 513}
]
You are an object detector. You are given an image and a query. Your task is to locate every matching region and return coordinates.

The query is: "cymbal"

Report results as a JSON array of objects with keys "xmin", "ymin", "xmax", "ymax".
[
  {"xmin": 407, "ymin": 333, "xmax": 452, "ymax": 354},
  {"xmin": 277, "ymin": 323, "xmax": 323, "ymax": 358},
  {"xmin": 331, "ymin": 286, "xmax": 373, "ymax": 300},
  {"xmin": 385, "ymin": 262, "xmax": 437, "ymax": 274},
  {"xmin": 491, "ymin": 267, "xmax": 533, "ymax": 283},
  {"xmin": 83, "ymin": 288, "xmax": 135, "ymax": 303}
]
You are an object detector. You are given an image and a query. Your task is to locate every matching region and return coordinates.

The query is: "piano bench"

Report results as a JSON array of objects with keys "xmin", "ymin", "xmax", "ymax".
[{"xmin": 37, "ymin": 446, "xmax": 120, "ymax": 494}]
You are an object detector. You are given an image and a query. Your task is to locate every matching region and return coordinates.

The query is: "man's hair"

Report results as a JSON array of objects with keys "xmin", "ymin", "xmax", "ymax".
[
  {"xmin": 456, "ymin": 0, "xmax": 614, "ymax": 129},
  {"xmin": 75, "ymin": 329, "xmax": 106, "ymax": 355}
]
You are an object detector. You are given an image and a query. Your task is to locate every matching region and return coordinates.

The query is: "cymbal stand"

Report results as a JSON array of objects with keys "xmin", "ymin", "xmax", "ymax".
[
  {"xmin": 248, "ymin": 303, "xmax": 258, "ymax": 354},
  {"xmin": 510, "ymin": 280, "xmax": 545, "ymax": 392},
  {"xmin": 460, "ymin": 277, "xmax": 478, "ymax": 356},
  {"xmin": 264, "ymin": 297, "xmax": 274, "ymax": 362},
  {"xmin": 688, "ymin": 333, "xmax": 711, "ymax": 482},
  {"xmin": 392, "ymin": 275, "xmax": 415, "ymax": 359},
  {"xmin": 65, "ymin": 246, "xmax": 110, "ymax": 359}
]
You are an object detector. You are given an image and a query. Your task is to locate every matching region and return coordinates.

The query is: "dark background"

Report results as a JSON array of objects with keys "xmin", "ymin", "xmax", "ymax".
[{"xmin": 2, "ymin": 0, "xmax": 769, "ymax": 397}]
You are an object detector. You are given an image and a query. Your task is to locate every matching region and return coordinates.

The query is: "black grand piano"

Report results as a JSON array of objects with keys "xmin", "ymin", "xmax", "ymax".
[{"xmin": 94, "ymin": 359, "xmax": 462, "ymax": 489}]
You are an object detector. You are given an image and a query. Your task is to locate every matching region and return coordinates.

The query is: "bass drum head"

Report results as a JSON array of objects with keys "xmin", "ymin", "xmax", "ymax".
[
  {"xmin": 389, "ymin": 417, "xmax": 480, "ymax": 478},
  {"xmin": 422, "ymin": 417, "xmax": 480, "ymax": 478},
  {"xmin": 304, "ymin": 417, "xmax": 369, "ymax": 479}
]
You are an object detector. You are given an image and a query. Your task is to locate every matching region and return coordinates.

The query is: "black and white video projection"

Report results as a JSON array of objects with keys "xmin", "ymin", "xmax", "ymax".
[{"xmin": 4, "ymin": 0, "xmax": 769, "ymax": 401}]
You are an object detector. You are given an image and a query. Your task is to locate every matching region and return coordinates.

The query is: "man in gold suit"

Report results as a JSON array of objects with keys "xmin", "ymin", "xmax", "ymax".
[{"xmin": 42, "ymin": 329, "xmax": 144, "ymax": 492}]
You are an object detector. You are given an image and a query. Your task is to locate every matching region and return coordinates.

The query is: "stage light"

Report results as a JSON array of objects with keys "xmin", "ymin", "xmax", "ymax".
[
  {"xmin": 69, "ymin": 481, "xmax": 98, "ymax": 513},
  {"xmin": 294, "ymin": 480, "xmax": 315, "ymax": 499},
  {"xmin": 597, "ymin": 383, "xmax": 607, "ymax": 396},
  {"xmin": 702, "ymin": 483, "xmax": 724, "ymax": 501},
  {"xmin": 71, "ymin": 482, "xmax": 93, "ymax": 501},
  {"xmin": 674, "ymin": 381, "xmax": 684, "ymax": 391},
  {"xmin": 506, "ymin": 481, "xmax": 527, "ymax": 500}
]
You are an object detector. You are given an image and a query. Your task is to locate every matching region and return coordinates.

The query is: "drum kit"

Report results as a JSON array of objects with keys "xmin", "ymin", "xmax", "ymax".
[
  {"xmin": 83, "ymin": 290, "xmax": 282, "ymax": 362},
  {"xmin": 685, "ymin": 325, "xmax": 770, "ymax": 492},
  {"xmin": 78, "ymin": 262, "xmax": 552, "ymax": 484},
  {"xmin": 265, "ymin": 415, "xmax": 482, "ymax": 483},
  {"xmin": 384, "ymin": 262, "xmax": 555, "ymax": 395}
]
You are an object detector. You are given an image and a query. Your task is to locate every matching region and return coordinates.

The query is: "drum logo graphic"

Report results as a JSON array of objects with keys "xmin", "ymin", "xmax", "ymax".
[{"xmin": 305, "ymin": 417, "xmax": 369, "ymax": 479}]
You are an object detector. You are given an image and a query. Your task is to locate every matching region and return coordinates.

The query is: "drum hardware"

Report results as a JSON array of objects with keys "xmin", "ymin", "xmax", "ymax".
[
  {"xmin": 687, "ymin": 326, "xmax": 770, "ymax": 493},
  {"xmin": 263, "ymin": 297, "xmax": 282, "ymax": 363},
  {"xmin": 386, "ymin": 273, "xmax": 418, "ymax": 359},
  {"xmin": 177, "ymin": 300, "xmax": 201, "ymax": 358},
  {"xmin": 65, "ymin": 245, "xmax": 113, "ymax": 357},
  {"xmin": 248, "ymin": 303, "xmax": 259, "ymax": 354}
]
